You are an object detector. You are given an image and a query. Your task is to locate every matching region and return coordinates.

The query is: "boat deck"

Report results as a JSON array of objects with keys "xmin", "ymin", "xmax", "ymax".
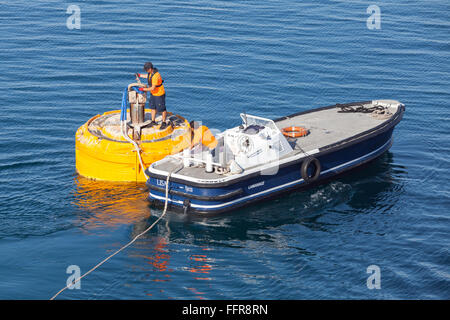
[{"xmin": 276, "ymin": 101, "xmax": 398, "ymax": 154}]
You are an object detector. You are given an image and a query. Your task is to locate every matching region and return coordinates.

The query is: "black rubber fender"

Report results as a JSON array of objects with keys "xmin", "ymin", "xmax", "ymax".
[{"xmin": 301, "ymin": 157, "xmax": 321, "ymax": 182}]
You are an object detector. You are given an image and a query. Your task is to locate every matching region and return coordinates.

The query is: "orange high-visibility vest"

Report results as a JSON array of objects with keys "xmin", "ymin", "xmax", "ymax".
[{"xmin": 147, "ymin": 69, "xmax": 165, "ymax": 96}]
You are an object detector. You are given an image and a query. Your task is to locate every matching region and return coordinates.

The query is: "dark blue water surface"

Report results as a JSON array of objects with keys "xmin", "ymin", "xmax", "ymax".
[{"xmin": 0, "ymin": 1, "xmax": 448, "ymax": 299}]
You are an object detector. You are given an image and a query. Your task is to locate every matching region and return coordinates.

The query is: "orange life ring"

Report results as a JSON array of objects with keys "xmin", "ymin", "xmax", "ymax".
[{"xmin": 282, "ymin": 126, "xmax": 309, "ymax": 138}]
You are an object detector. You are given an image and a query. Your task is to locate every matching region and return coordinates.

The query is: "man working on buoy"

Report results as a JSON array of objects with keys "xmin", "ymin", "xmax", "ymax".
[{"xmin": 135, "ymin": 62, "xmax": 168, "ymax": 129}]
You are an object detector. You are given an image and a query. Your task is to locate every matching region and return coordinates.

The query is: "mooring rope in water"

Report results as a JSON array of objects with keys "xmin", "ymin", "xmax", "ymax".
[{"xmin": 50, "ymin": 168, "xmax": 176, "ymax": 300}]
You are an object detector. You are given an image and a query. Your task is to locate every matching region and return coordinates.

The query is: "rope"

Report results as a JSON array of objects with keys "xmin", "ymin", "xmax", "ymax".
[
  {"xmin": 121, "ymin": 120, "xmax": 149, "ymax": 180},
  {"xmin": 336, "ymin": 104, "xmax": 392, "ymax": 120},
  {"xmin": 295, "ymin": 142, "xmax": 314, "ymax": 164},
  {"xmin": 290, "ymin": 133, "xmax": 314, "ymax": 160},
  {"xmin": 50, "ymin": 167, "xmax": 178, "ymax": 300},
  {"xmin": 337, "ymin": 104, "xmax": 386, "ymax": 114}
]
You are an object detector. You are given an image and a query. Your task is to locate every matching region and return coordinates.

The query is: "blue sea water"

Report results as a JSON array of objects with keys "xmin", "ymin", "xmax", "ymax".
[{"xmin": 0, "ymin": 0, "xmax": 448, "ymax": 299}]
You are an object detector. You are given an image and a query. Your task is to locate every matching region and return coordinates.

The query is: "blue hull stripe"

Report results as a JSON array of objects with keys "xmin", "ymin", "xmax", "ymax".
[{"xmin": 149, "ymin": 136, "xmax": 393, "ymax": 210}]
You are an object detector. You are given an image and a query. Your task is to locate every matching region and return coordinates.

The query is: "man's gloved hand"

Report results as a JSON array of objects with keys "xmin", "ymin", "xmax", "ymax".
[
  {"xmin": 135, "ymin": 73, "xmax": 140, "ymax": 78},
  {"xmin": 138, "ymin": 87, "xmax": 145, "ymax": 91}
]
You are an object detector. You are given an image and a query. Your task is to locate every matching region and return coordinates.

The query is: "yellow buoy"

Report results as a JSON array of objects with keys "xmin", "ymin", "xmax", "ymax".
[
  {"xmin": 75, "ymin": 82, "xmax": 217, "ymax": 182},
  {"xmin": 75, "ymin": 110, "xmax": 195, "ymax": 182}
]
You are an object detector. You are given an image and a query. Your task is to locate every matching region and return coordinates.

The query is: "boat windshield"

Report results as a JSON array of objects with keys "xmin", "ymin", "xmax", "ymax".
[{"xmin": 240, "ymin": 114, "xmax": 278, "ymax": 131}]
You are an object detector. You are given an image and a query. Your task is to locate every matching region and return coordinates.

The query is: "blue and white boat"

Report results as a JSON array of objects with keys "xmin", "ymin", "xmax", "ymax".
[{"xmin": 146, "ymin": 100, "xmax": 405, "ymax": 214}]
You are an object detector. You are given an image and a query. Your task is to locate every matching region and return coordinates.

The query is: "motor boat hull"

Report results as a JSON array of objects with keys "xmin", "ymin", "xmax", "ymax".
[{"xmin": 147, "ymin": 100, "xmax": 404, "ymax": 214}]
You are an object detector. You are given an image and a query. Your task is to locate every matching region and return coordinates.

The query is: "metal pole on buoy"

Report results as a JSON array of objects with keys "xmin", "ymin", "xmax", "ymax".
[{"xmin": 121, "ymin": 84, "xmax": 150, "ymax": 180}]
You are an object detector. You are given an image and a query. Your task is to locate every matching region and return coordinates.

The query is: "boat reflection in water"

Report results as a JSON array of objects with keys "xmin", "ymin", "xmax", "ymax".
[{"xmin": 73, "ymin": 176, "xmax": 151, "ymax": 229}]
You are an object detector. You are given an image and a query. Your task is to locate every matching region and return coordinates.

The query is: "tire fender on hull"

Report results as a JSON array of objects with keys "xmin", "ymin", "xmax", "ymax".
[{"xmin": 301, "ymin": 157, "xmax": 321, "ymax": 182}]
